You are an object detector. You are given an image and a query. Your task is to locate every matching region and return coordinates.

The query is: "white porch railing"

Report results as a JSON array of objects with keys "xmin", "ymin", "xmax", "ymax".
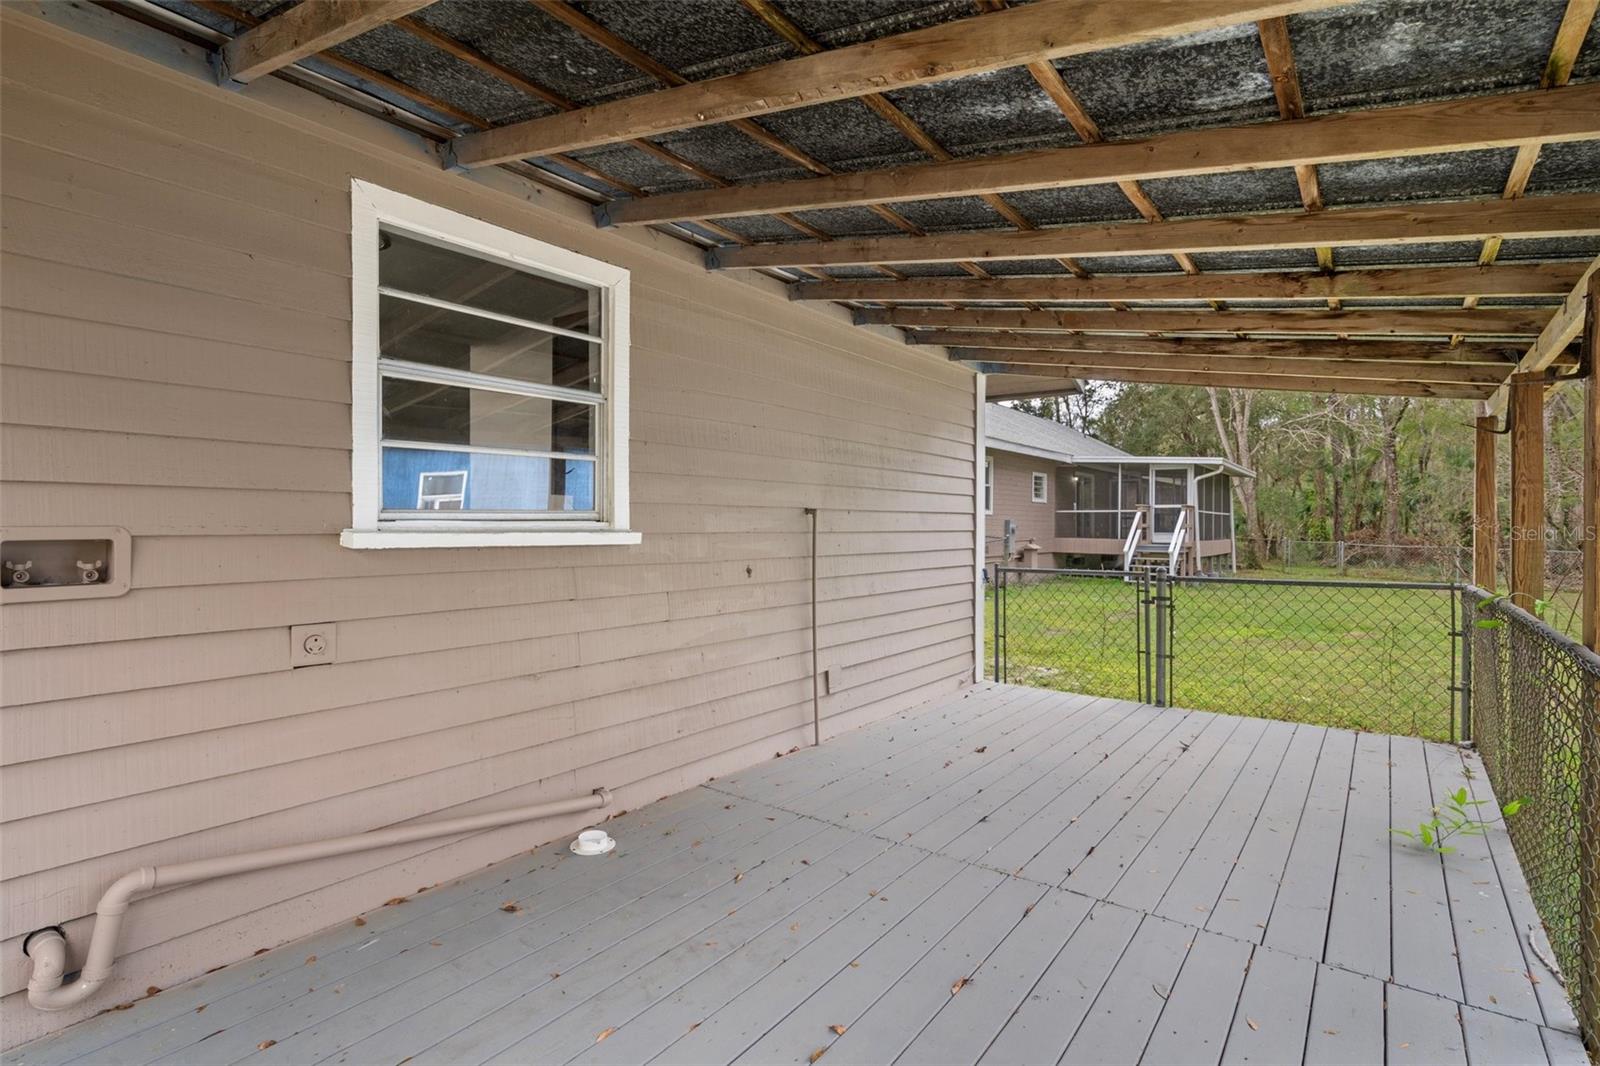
[{"xmin": 1122, "ymin": 509, "xmax": 1147, "ymax": 570}]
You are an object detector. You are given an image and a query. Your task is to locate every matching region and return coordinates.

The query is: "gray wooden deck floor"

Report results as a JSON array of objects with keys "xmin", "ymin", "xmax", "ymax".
[{"xmin": 13, "ymin": 683, "xmax": 1585, "ymax": 1066}]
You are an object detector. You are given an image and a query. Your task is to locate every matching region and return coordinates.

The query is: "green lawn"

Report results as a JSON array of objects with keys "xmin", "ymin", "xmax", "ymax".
[{"xmin": 986, "ymin": 574, "xmax": 1461, "ymax": 740}]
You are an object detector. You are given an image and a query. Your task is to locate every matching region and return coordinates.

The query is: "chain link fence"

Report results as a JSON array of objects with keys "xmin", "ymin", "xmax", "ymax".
[
  {"xmin": 989, "ymin": 569, "xmax": 1148, "ymax": 701},
  {"xmin": 1262, "ymin": 539, "xmax": 1584, "ymax": 590},
  {"xmin": 1167, "ymin": 575, "xmax": 1460, "ymax": 741},
  {"xmin": 1465, "ymin": 586, "xmax": 1599, "ymax": 1047},
  {"xmin": 992, "ymin": 567, "xmax": 1460, "ymax": 740}
]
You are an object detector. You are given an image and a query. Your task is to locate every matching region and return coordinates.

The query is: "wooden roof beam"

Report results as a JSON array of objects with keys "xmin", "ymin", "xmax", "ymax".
[
  {"xmin": 954, "ymin": 349, "xmax": 1510, "ymax": 385},
  {"xmin": 1486, "ymin": 254, "xmax": 1600, "ymax": 417},
  {"xmin": 792, "ymin": 263, "xmax": 1585, "ymax": 303},
  {"xmin": 215, "ymin": 0, "xmax": 435, "ymax": 84},
  {"xmin": 711, "ymin": 193, "xmax": 1600, "ymax": 268},
  {"xmin": 971, "ymin": 362, "xmax": 1498, "ymax": 399},
  {"xmin": 855, "ymin": 305, "xmax": 1553, "ymax": 337},
  {"xmin": 918, "ymin": 332, "xmax": 1524, "ymax": 364},
  {"xmin": 593, "ymin": 83, "xmax": 1600, "ymax": 226},
  {"xmin": 442, "ymin": 0, "xmax": 1355, "ymax": 168}
]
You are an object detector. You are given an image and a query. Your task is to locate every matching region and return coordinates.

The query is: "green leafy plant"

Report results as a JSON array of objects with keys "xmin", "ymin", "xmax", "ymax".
[
  {"xmin": 1473, "ymin": 592, "xmax": 1548, "ymax": 630},
  {"xmin": 1391, "ymin": 788, "xmax": 1526, "ymax": 854}
]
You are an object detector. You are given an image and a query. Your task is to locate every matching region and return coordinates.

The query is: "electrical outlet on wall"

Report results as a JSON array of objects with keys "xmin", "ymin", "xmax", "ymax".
[{"xmin": 290, "ymin": 623, "xmax": 338, "ymax": 668}]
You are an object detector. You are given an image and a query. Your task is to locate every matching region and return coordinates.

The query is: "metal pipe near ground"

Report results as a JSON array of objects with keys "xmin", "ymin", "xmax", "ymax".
[{"xmin": 22, "ymin": 787, "xmax": 612, "ymax": 1011}]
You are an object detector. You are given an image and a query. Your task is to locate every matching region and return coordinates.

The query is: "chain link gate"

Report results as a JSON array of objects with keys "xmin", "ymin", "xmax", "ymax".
[{"xmin": 993, "ymin": 567, "xmax": 1462, "ymax": 740}]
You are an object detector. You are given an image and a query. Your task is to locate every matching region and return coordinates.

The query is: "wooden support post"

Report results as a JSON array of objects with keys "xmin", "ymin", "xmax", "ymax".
[
  {"xmin": 1581, "ymin": 266, "xmax": 1600, "ymax": 1058},
  {"xmin": 1508, "ymin": 373, "xmax": 1547, "ymax": 612},
  {"xmin": 1474, "ymin": 416, "xmax": 1499, "ymax": 589},
  {"xmin": 1584, "ymin": 270, "xmax": 1600, "ymax": 650}
]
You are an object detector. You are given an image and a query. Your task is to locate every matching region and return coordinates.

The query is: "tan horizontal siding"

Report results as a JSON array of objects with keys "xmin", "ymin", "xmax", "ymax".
[{"xmin": 0, "ymin": 10, "xmax": 978, "ymax": 1046}]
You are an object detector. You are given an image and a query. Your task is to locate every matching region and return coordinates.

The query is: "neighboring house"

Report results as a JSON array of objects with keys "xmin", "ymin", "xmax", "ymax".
[{"xmin": 984, "ymin": 404, "xmax": 1252, "ymax": 575}]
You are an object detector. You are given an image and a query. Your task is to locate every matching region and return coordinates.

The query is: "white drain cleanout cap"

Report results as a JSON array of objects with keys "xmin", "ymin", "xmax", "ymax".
[{"xmin": 570, "ymin": 829, "xmax": 616, "ymax": 856}]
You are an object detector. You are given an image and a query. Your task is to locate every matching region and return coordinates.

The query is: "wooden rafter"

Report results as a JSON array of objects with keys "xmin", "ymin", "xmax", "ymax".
[
  {"xmin": 1468, "ymin": 0, "xmax": 1598, "ymax": 303},
  {"xmin": 215, "ymin": 0, "xmax": 434, "ymax": 84},
  {"xmin": 854, "ymin": 305, "xmax": 1553, "ymax": 337},
  {"xmin": 523, "ymin": 0, "xmax": 914, "ymax": 283},
  {"xmin": 595, "ymin": 83, "xmax": 1600, "ymax": 227},
  {"xmin": 791, "ymin": 263, "xmax": 1585, "ymax": 303},
  {"xmin": 443, "ymin": 0, "xmax": 1355, "ymax": 168},
  {"xmin": 967, "ymin": 362, "xmax": 1496, "ymax": 399},
  {"xmin": 712, "ymin": 193, "xmax": 1600, "ymax": 268},
  {"xmin": 916, "ymin": 332, "xmax": 1523, "ymax": 364},
  {"xmin": 951, "ymin": 350, "xmax": 1510, "ymax": 385},
  {"xmin": 1485, "ymin": 254, "xmax": 1600, "ymax": 416}
]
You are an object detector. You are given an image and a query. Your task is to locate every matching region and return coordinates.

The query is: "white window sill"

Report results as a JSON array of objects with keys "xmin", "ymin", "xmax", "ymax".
[{"xmin": 341, "ymin": 529, "xmax": 643, "ymax": 549}]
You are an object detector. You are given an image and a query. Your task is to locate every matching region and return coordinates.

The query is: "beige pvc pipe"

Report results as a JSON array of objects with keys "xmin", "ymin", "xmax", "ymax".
[{"xmin": 24, "ymin": 787, "xmax": 612, "ymax": 1011}]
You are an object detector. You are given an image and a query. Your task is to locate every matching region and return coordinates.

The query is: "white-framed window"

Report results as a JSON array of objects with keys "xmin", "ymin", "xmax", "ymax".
[
  {"xmin": 1031, "ymin": 471, "xmax": 1048, "ymax": 504},
  {"xmin": 342, "ymin": 180, "xmax": 638, "ymax": 549},
  {"xmin": 984, "ymin": 456, "xmax": 994, "ymax": 515},
  {"xmin": 417, "ymin": 470, "xmax": 467, "ymax": 510}
]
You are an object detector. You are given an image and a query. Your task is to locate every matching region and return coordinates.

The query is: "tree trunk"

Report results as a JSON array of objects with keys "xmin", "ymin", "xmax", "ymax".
[{"xmin": 1208, "ymin": 388, "xmax": 1267, "ymax": 565}]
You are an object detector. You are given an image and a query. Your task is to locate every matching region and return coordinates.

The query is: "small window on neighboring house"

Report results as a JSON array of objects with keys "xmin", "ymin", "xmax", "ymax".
[
  {"xmin": 1031, "ymin": 472, "xmax": 1048, "ymax": 504},
  {"xmin": 984, "ymin": 456, "xmax": 994, "ymax": 514},
  {"xmin": 343, "ymin": 180, "xmax": 638, "ymax": 548}
]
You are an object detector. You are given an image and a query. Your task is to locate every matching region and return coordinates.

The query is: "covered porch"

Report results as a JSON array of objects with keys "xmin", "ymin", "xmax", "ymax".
[{"xmin": 12, "ymin": 683, "xmax": 1584, "ymax": 1065}]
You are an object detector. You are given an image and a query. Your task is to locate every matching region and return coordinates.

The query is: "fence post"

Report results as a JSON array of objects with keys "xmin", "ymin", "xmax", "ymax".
[
  {"xmin": 1457, "ymin": 586, "xmax": 1471, "ymax": 745},
  {"xmin": 1153, "ymin": 570, "xmax": 1169, "ymax": 707},
  {"xmin": 1337, "ymin": 540, "xmax": 1347, "ymax": 576},
  {"xmin": 993, "ymin": 567, "xmax": 1004, "ymax": 683},
  {"xmin": 1285, "ymin": 537, "xmax": 1293, "ymax": 571}
]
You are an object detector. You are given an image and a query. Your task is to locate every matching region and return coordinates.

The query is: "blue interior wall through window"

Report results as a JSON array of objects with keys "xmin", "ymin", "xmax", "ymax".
[{"xmin": 382, "ymin": 447, "xmax": 594, "ymax": 511}]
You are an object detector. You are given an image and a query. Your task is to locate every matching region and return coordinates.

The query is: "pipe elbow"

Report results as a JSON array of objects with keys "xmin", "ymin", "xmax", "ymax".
[
  {"xmin": 21, "ymin": 929, "xmax": 103, "ymax": 1011},
  {"xmin": 98, "ymin": 868, "xmax": 157, "ymax": 915}
]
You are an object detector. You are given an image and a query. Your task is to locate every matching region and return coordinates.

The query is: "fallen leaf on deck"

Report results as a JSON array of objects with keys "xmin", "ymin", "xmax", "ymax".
[
  {"xmin": 596, "ymin": 1027, "xmax": 617, "ymax": 1043},
  {"xmin": 734, "ymin": 871, "xmax": 745, "ymax": 883},
  {"xmin": 975, "ymin": 747, "xmax": 987, "ymax": 754},
  {"xmin": 195, "ymin": 1005, "xmax": 207, "ymax": 1014},
  {"xmin": 500, "ymin": 901, "xmax": 521, "ymax": 913},
  {"xmin": 304, "ymin": 956, "xmax": 316, "ymax": 966},
  {"xmin": 354, "ymin": 917, "xmax": 367, "ymax": 927},
  {"xmin": 951, "ymin": 977, "xmax": 969, "ymax": 995},
  {"xmin": 850, "ymin": 961, "xmax": 861, "ymax": 968},
  {"xmin": 809, "ymin": 1049, "xmax": 827, "ymax": 1063},
  {"xmin": 384, "ymin": 897, "xmax": 408, "ymax": 907},
  {"xmin": 257, "ymin": 1040, "xmax": 277, "ymax": 1050},
  {"xmin": 830, "ymin": 1025, "xmax": 848, "ymax": 1036},
  {"xmin": 1246, "ymin": 1018, "xmax": 1259, "ymax": 1031}
]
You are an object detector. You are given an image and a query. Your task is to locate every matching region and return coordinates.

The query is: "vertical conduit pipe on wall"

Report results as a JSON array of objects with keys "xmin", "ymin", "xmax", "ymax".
[
  {"xmin": 22, "ymin": 788, "xmax": 612, "ymax": 1011},
  {"xmin": 806, "ymin": 507, "xmax": 820, "ymax": 746}
]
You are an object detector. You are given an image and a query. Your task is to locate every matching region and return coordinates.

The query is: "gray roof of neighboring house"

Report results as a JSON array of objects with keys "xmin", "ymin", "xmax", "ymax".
[
  {"xmin": 986, "ymin": 403, "xmax": 1133, "ymax": 463},
  {"xmin": 985, "ymin": 404, "xmax": 1254, "ymax": 477}
]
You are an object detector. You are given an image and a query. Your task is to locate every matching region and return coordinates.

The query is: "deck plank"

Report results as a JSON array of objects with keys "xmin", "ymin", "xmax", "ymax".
[
  {"xmin": 1460, "ymin": 1003, "xmax": 1552, "ymax": 1066},
  {"xmin": 1386, "ymin": 984, "xmax": 1468, "ymax": 1066},
  {"xmin": 1058, "ymin": 714, "xmax": 1256, "ymax": 895},
  {"xmin": 1424, "ymin": 743, "xmax": 1544, "ymax": 1024},
  {"xmin": 1246, "ymin": 729, "xmax": 1355, "ymax": 951},
  {"xmin": 1058, "ymin": 913, "xmax": 1197, "ymax": 1065},
  {"xmin": 1220, "ymin": 944, "xmax": 1316, "ymax": 1066},
  {"xmin": 1013, "ymin": 711, "xmax": 1225, "ymax": 885},
  {"xmin": 1323, "ymin": 731, "xmax": 1393, "ymax": 978},
  {"xmin": 571, "ymin": 844, "xmax": 934, "ymax": 1066},
  {"xmin": 1304, "ymin": 964, "xmax": 1384, "ymax": 1066},
  {"xmin": 894, "ymin": 886, "xmax": 1094, "ymax": 1066},
  {"xmin": 939, "ymin": 700, "xmax": 1183, "ymax": 870},
  {"xmin": 1161, "ymin": 723, "xmax": 1323, "ymax": 928},
  {"xmin": 1139, "ymin": 929, "xmax": 1254, "ymax": 1066},
  {"xmin": 1112, "ymin": 719, "xmax": 1295, "ymax": 915},
  {"xmin": 649, "ymin": 854, "xmax": 971, "ymax": 1065},
  {"xmin": 1388, "ymin": 736, "xmax": 1465, "ymax": 1001},
  {"xmin": 814, "ymin": 875, "xmax": 1046, "ymax": 1064},
  {"xmin": 729, "ymin": 864, "xmax": 1007, "ymax": 1064},
  {"xmin": 977, "ymin": 900, "xmax": 1143, "ymax": 1065}
]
